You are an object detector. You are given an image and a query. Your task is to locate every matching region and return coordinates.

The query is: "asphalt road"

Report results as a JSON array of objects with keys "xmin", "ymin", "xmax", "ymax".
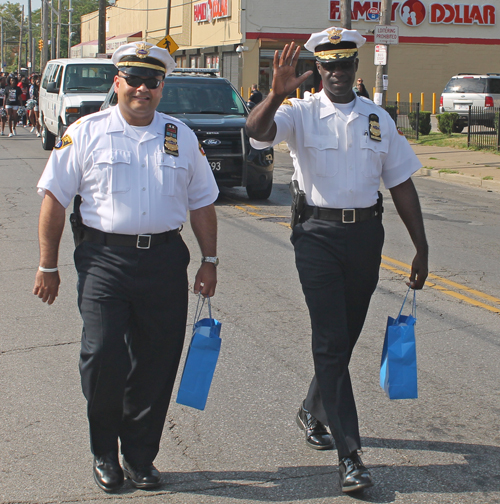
[{"xmin": 1, "ymin": 129, "xmax": 500, "ymax": 503}]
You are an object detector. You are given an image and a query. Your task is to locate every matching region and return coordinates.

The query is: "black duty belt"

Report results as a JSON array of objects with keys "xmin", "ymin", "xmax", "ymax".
[
  {"xmin": 81, "ymin": 226, "xmax": 180, "ymax": 249},
  {"xmin": 303, "ymin": 204, "xmax": 380, "ymax": 224}
]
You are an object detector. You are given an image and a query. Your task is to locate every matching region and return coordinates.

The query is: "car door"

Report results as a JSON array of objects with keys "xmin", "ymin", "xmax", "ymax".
[{"xmin": 45, "ymin": 64, "xmax": 62, "ymax": 133}]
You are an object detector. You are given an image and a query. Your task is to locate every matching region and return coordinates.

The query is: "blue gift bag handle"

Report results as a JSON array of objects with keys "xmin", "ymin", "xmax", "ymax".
[
  {"xmin": 194, "ymin": 293, "xmax": 215, "ymax": 326},
  {"xmin": 396, "ymin": 286, "xmax": 417, "ymax": 322}
]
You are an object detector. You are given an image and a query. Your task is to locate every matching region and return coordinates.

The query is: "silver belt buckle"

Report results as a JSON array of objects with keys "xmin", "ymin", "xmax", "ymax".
[
  {"xmin": 342, "ymin": 209, "xmax": 355, "ymax": 223},
  {"xmin": 137, "ymin": 234, "xmax": 152, "ymax": 249}
]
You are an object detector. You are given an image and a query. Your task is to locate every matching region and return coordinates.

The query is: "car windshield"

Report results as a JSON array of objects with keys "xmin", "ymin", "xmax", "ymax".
[
  {"xmin": 63, "ymin": 64, "xmax": 117, "ymax": 93},
  {"xmin": 443, "ymin": 77, "xmax": 488, "ymax": 94},
  {"xmin": 158, "ymin": 79, "xmax": 247, "ymax": 115}
]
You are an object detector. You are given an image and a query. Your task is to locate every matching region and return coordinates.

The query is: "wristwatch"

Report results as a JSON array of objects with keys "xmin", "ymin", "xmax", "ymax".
[{"xmin": 202, "ymin": 256, "xmax": 219, "ymax": 267}]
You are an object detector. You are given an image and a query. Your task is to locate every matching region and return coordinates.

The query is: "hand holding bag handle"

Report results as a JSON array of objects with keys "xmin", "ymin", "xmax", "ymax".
[
  {"xmin": 380, "ymin": 286, "xmax": 418, "ymax": 400},
  {"xmin": 176, "ymin": 294, "xmax": 222, "ymax": 410}
]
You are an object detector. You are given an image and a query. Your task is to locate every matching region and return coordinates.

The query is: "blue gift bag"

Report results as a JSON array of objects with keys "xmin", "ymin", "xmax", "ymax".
[
  {"xmin": 380, "ymin": 287, "xmax": 418, "ymax": 400},
  {"xmin": 176, "ymin": 295, "xmax": 222, "ymax": 410}
]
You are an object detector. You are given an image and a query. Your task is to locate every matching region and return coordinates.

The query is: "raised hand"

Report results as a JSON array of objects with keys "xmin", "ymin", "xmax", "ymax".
[{"xmin": 271, "ymin": 42, "xmax": 313, "ymax": 99}]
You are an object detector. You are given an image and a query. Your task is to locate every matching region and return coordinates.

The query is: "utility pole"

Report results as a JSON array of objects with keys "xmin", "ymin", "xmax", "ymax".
[
  {"xmin": 375, "ymin": 0, "xmax": 392, "ymax": 107},
  {"xmin": 50, "ymin": 0, "xmax": 54, "ymax": 59},
  {"xmin": 68, "ymin": 0, "xmax": 73, "ymax": 57},
  {"xmin": 165, "ymin": 0, "xmax": 171, "ymax": 36},
  {"xmin": 28, "ymin": 0, "xmax": 33, "ymax": 72},
  {"xmin": 98, "ymin": 0, "xmax": 106, "ymax": 55},
  {"xmin": 340, "ymin": 0, "xmax": 351, "ymax": 29},
  {"xmin": 18, "ymin": 6, "xmax": 24, "ymax": 75},
  {"xmin": 56, "ymin": 0, "xmax": 61, "ymax": 58},
  {"xmin": 1, "ymin": 17, "xmax": 4, "ymax": 73},
  {"xmin": 42, "ymin": 0, "xmax": 49, "ymax": 69}
]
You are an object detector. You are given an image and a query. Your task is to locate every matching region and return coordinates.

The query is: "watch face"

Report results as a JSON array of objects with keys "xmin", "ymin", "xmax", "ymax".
[{"xmin": 202, "ymin": 256, "xmax": 219, "ymax": 266}]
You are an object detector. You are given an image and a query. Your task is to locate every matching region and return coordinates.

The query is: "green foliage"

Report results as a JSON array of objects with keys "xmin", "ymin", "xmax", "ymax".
[
  {"xmin": 436, "ymin": 112, "xmax": 460, "ymax": 134},
  {"xmin": 385, "ymin": 105, "xmax": 398, "ymax": 124},
  {"xmin": 408, "ymin": 111, "xmax": 432, "ymax": 135},
  {"xmin": 0, "ymin": 1, "xmax": 105, "ymax": 73}
]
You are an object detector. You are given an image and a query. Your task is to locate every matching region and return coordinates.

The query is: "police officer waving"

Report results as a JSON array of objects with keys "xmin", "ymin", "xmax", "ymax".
[
  {"xmin": 246, "ymin": 28, "xmax": 428, "ymax": 493},
  {"xmin": 33, "ymin": 42, "xmax": 219, "ymax": 492}
]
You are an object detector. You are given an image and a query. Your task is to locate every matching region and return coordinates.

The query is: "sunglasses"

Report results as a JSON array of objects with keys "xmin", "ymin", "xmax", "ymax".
[
  {"xmin": 320, "ymin": 61, "xmax": 355, "ymax": 72},
  {"xmin": 119, "ymin": 74, "xmax": 163, "ymax": 89}
]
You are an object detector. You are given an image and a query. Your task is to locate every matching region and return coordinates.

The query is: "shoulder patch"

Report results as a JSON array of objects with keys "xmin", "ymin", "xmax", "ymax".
[
  {"xmin": 198, "ymin": 142, "xmax": 206, "ymax": 156},
  {"xmin": 397, "ymin": 128, "xmax": 405, "ymax": 136},
  {"xmin": 282, "ymin": 99, "xmax": 293, "ymax": 107},
  {"xmin": 54, "ymin": 134, "xmax": 73, "ymax": 150}
]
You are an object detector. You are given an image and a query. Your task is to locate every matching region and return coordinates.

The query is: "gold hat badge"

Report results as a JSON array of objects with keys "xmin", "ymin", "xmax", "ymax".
[
  {"xmin": 135, "ymin": 42, "xmax": 150, "ymax": 59},
  {"xmin": 327, "ymin": 28, "xmax": 343, "ymax": 45}
]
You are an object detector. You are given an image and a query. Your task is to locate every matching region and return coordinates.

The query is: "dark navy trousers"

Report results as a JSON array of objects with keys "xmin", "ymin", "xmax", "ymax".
[
  {"xmin": 74, "ymin": 236, "xmax": 190, "ymax": 465},
  {"xmin": 292, "ymin": 216, "xmax": 384, "ymax": 458}
]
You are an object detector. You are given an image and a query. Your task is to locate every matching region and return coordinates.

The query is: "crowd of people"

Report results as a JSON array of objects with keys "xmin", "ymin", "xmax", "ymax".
[{"xmin": 0, "ymin": 71, "xmax": 40, "ymax": 137}]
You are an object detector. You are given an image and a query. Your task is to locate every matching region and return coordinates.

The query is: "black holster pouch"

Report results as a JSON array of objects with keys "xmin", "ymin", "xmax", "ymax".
[
  {"xmin": 69, "ymin": 194, "xmax": 85, "ymax": 247},
  {"xmin": 376, "ymin": 191, "xmax": 384, "ymax": 220},
  {"xmin": 289, "ymin": 180, "xmax": 306, "ymax": 229}
]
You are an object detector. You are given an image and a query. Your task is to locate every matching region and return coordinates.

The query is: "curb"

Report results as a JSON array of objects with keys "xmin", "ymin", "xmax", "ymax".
[{"xmin": 416, "ymin": 168, "xmax": 500, "ymax": 191}]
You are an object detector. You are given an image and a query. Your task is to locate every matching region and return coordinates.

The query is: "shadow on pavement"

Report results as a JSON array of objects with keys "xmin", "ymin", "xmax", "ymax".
[{"xmin": 113, "ymin": 437, "xmax": 500, "ymax": 502}]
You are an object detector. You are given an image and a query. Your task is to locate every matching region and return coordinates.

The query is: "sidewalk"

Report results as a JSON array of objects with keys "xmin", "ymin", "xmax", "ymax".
[{"xmin": 411, "ymin": 143, "xmax": 500, "ymax": 191}]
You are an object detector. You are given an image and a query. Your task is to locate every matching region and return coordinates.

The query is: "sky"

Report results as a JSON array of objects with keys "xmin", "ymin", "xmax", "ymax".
[{"xmin": 1, "ymin": 0, "xmax": 43, "ymax": 14}]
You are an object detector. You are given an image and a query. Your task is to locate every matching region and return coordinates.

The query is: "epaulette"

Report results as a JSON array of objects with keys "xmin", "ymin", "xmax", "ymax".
[{"xmin": 282, "ymin": 99, "xmax": 293, "ymax": 107}]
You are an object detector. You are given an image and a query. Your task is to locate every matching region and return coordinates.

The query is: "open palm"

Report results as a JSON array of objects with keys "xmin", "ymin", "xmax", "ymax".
[{"xmin": 272, "ymin": 42, "xmax": 313, "ymax": 99}]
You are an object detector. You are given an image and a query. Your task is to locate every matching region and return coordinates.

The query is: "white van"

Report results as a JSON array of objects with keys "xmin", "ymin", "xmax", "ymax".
[{"xmin": 39, "ymin": 58, "xmax": 117, "ymax": 150}]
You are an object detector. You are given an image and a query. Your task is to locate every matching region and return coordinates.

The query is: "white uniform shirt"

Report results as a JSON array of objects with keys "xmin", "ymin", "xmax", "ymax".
[
  {"xmin": 251, "ymin": 91, "xmax": 421, "ymax": 208},
  {"xmin": 37, "ymin": 105, "xmax": 219, "ymax": 234}
]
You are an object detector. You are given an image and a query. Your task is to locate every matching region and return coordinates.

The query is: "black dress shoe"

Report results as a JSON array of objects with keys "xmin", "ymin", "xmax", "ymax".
[
  {"xmin": 296, "ymin": 402, "xmax": 334, "ymax": 450},
  {"xmin": 93, "ymin": 452, "xmax": 124, "ymax": 493},
  {"xmin": 122, "ymin": 457, "xmax": 161, "ymax": 489},
  {"xmin": 339, "ymin": 452, "xmax": 374, "ymax": 493}
]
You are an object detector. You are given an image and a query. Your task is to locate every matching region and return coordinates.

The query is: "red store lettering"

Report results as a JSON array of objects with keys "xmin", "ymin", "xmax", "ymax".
[{"xmin": 430, "ymin": 3, "xmax": 495, "ymax": 25}]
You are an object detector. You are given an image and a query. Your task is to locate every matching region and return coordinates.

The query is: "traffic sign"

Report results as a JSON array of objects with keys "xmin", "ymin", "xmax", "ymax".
[
  {"xmin": 374, "ymin": 44, "xmax": 387, "ymax": 66},
  {"xmin": 157, "ymin": 35, "xmax": 179, "ymax": 55},
  {"xmin": 374, "ymin": 25, "xmax": 399, "ymax": 45},
  {"xmin": 367, "ymin": 7, "xmax": 380, "ymax": 21}
]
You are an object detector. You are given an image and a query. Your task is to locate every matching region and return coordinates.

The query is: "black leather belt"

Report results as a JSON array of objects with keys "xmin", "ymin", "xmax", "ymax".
[
  {"xmin": 81, "ymin": 226, "xmax": 180, "ymax": 249},
  {"xmin": 303, "ymin": 204, "xmax": 380, "ymax": 223}
]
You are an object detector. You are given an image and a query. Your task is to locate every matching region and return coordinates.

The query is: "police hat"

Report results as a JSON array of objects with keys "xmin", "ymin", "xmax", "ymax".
[
  {"xmin": 304, "ymin": 28, "xmax": 366, "ymax": 63},
  {"xmin": 112, "ymin": 41, "xmax": 176, "ymax": 77}
]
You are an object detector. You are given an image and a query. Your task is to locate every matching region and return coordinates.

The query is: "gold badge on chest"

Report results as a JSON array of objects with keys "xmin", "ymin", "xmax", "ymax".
[
  {"xmin": 369, "ymin": 113, "xmax": 382, "ymax": 142},
  {"xmin": 164, "ymin": 123, "xmax": 179, "ymax": 156}
]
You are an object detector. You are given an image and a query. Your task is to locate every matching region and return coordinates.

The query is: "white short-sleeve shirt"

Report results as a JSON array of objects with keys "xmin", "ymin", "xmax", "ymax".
[
  {"xmin": 37, "ymin": 105, "xmax": 219, "ymax": 234},
  {"xmin": 250, "ymin": 91, "xmax": 421, "ymax": 209}
]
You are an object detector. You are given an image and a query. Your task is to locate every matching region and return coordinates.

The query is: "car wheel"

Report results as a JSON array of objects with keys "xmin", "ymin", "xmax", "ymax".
[
  {"xmin": 452, "ymin": 124, "xmax": 464, "ymax": 133},
  {"xmin": 41, "ymin": 121, "xmax": 56, "ymax": 150},
  {"xmin": 246, "ymin": 178, "xmax": 273, "ymax": 200}
]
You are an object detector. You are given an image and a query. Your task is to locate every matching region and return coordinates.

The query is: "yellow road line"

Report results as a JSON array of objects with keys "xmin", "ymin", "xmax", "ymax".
[
  {"xmin": 381, "ymin": 256, "xmax": 500, "ymax": 314},
  {"xmin": 231, "ymin": 202, "xmax": 500, "ymax": 314}
]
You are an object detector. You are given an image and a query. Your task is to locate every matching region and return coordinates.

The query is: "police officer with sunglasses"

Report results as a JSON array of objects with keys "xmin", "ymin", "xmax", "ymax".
[
  {"xmin": 33, "ymin": 42, "xmax": 219, "ymax": 493},
  {"xmin": 246, "ymin": 28, "xmax": 428, "ymax": 494}
]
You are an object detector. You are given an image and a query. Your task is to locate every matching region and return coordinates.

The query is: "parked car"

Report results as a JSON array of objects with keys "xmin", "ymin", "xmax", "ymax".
[
  {"xmin": 100, "ymin": 69, "xmax": 274, "ymax": 200},
  {"xmin": 39, "ymin": 58, "xmax": 117, "ymax": 150},
  {"xmin": 439, "ymin": 73, "xmax": 500, "ymax": 132}
]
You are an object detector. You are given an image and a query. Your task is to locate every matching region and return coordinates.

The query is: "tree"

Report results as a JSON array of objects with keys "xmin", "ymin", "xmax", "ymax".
[{"xmin": 1, "ymin": 0, "xmax": 106, "ymax": 73}]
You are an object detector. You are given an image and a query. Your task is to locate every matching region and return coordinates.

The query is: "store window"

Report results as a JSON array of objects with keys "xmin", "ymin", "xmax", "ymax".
[
  {"xmin": 175, "ymin": 56, "xmax": 187, "ymax": 68},
  {"xmin": 190, "ymin": 55, "xmax": 201, "ymax": 68},
  {"xmin": 206, "ymin": 55, "xmax": 220, "ymax": 69}
]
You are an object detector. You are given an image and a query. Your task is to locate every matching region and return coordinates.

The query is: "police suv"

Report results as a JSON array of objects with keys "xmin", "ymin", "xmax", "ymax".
[{"xmin": 101, "ymin": 69, "xmax": 274, "ymax": 200}]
